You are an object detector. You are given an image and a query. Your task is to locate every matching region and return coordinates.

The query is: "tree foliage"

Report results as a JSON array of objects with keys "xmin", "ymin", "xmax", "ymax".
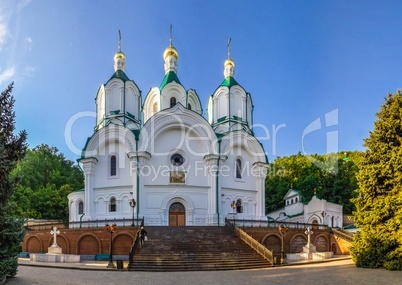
[
  {"xmin": 0, "ymin": 83, "xmax": 27, "ymax": 278},
  {"xmin": 351, "ymin": 91, "xmax": 402, "ymax": 270},
  {"xmin": 265, "ymin": 151, "xmax": 363, "ymax": 214},
  {"xmin": 10, "ymin": 144, "xmax": 84, "ymax": 221}
]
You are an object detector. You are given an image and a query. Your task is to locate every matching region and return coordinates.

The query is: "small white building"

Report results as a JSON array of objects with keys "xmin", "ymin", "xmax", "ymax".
[
  {"xmin": 266, "ymin": 189, "xmax": 343, "ymax": 228},
  {"xmin": 68, "ymin": 35, "xmax": 269, "ymax": 226}
]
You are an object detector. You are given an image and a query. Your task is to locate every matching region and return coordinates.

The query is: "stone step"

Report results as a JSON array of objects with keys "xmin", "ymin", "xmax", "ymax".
[{"xmin": 128, "ymin": 226, "xmax": 271, "ymax": 271}]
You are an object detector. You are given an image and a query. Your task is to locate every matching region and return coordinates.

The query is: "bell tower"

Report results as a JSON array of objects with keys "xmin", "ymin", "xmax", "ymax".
[
  {"xmin": 95, "ymin": 31, "xmax": 142, "ymax": 131},
  {"xmin": 208, "ymin": 39, "xmax": 254, "ymax": 135}
]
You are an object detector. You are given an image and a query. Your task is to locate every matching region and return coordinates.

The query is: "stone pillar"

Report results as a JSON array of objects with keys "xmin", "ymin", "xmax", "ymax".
[
  {"xmin": 81, "ymin": 157, "xmax": 97, "ymax": 221},
  {"xmin": 128, "ymin": 151, "xmax": 151, "ymax": 222},
  {"xmin": 203, "ymin": 154, "xmax": 227, "ymax": 224},
  {"xmin": 252, "ymin": 162, "xmax": 269, "ymax": 218}
]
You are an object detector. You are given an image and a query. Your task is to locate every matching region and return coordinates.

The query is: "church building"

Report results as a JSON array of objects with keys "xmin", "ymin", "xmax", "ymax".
[
  {"xmin": 68, "ymin": 33, "xmax": 268, "ymax": 226},
  {"xmin": 266, "ymin": 189, "xmax": 344, "ymax": 228}
]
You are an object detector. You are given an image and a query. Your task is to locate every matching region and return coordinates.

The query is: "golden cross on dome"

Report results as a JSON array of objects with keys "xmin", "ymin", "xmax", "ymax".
[
  {"xmin": 170, "ymin": 24, "xmax": 173, "ymax": 46},
  {"xmin": 118, "ymin": 30, "xmax": 122, "ymax": 52},
  {"xmin": 227, "ymin": 38, "xmax": 232, "ymax": 59}
]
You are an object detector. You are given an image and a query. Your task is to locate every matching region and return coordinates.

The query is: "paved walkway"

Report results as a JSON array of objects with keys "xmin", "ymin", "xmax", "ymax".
[{"xmin": 4, "ymin": 257, "xmax": 401, "ymax": 285}]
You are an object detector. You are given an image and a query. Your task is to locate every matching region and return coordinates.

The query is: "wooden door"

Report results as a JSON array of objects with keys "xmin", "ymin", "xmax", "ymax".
[{"xmin": 169, "ymin": 202, "xmax": 185, "ymax": 226}]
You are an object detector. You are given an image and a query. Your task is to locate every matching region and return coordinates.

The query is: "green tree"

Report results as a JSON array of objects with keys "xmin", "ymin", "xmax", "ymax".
[
  {"xmin": 10, "ymin": 144, "xmax": 84, "ymax": 221},
  {"xmin": 265, "ymin": 151, "xmax": 362, "ymax": 214},
  {"xmin": 0, "ymin": 83, "xmax": 27, "ymax": 279},
  {"xmin": 351, "ymin": 91, "xmax": 402, "ymax": 270}
]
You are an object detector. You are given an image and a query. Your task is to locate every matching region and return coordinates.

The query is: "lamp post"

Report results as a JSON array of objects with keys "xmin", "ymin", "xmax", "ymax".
[
  {"xmin": 278, "ymin": 224, "xmax": 288, "ymax": 264},
  {"xmin": 129, "ymin": 198, "xmax": 136, "ymax": 227},
  {"xmin": 105, "ymin": 223, "xmax": 117, "ymax": 268}
]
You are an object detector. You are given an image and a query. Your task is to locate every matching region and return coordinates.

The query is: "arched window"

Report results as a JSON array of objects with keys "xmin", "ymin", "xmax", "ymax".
[
  {"xmin": 236, "ymin": 199, "xmax": 243, "ymax": 213},
  {"xmin": 291, "ymin": 198, "xmax": 293, "ymax": 204},
  {"xmin": 295, "ymin": 197, "xmax": 298, "ymax": 203},
  {"xmin": 153, "ymin": 102, "xmax": 158, "ymax": 114},
  {"xmin": 187, "ymin": 103, "xmax": 192, "ymax": 110},
  {"xmin": 286, "ymin": 200, "xmax": 289, "ymax": 206},
  {"xmin": 170, "ymin": 97, "xmax": 176, "ymax": 108},
  {"xmin": 78, "ymin": 201, "xmax": 84, "ymax": 215},
  {"xmin": 235, "ymin": 159, "xmax": 242, "ymax": 179},
  {"xmin": 109, "ymin": 197, "xmax": 116, "ymax": 212},
  {"xmin": 110, "ymin": 155, "xmax": 117, "ymax": 176}
]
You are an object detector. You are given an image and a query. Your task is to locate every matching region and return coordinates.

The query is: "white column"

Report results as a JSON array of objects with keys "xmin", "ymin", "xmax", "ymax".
[
  {"xmin": 81, "ymin": 157, "xmax": 97, "ymax": 221},
  {"xmin": 203, "ymin": 154, "xmax": 227, "ymax": 225},
  {"xmin": 252, "ymin": 162, "xmax": 268, "ymax": 218},
  {"xmin": 128, "ymin": 151, "xmax": 151, "ymax": 223}
]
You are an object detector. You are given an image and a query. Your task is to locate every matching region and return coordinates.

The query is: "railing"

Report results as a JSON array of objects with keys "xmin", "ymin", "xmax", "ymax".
[
  {"xmin": 24, "ymin": 217, "xmax": 145, "ymax": 231},
  {"xmin": 225, "ymin": 218, "xmax": 329, "ymax": 231},
  {"xmin": 331, "ymin": 228, "xmax": 354, "ymax": 242},
  {"xmin": 226, "ymin": 219, "xmax": 274, "ymax": 266},
  {"xmin": 128, "ymin": 229, "xmax": 141, "ymax": 268}
]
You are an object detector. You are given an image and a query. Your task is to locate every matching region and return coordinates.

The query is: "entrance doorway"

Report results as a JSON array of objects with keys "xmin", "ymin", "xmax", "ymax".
[{"xmin": 169, "ymin": 202, "xmax": 185, "ymax": 226}]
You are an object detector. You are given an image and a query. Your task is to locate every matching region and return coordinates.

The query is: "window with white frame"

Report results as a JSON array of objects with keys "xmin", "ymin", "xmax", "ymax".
[
  {"xmin": 109, "ymin": 197, "xmax": 116, "ymax": 212},
  {"xmin": 78, "ymin": 201, "xmax": 84, "ymax": 215},
  {"xmin": 235, "ymin": 158, "xmax": 242, "ymax": 179},
  {"xmin": 236, "ymin": 199, "xmax": 243, "ymax": 213},
  {"xmin": 170, "ymin": 97, "xmax": 176, "ymax": 108},
  {"xmin": 110, "ymin": 155, "xmax": 117, "ymax": 176}
]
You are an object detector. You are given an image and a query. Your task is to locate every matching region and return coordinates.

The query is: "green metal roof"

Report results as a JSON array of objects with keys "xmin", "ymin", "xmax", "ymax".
[
  {"xmin": 109, "ymin": 70, "xmax": 130, "ymax": 82},
  {"xmin": 220, "ymin": 76, "xmax": 239, "ymax": 88},
  {"xmin": 159, "ymin": 71, "xmax": 182, "ymax": 90}
]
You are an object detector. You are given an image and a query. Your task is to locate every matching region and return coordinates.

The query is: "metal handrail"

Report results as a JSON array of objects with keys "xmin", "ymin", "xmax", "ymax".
[
  {"xmin": 24, "ymin": 217, "xmax": 145, "ymax": 231},
  {"xmin": 225, "ymin": 218, "xmax": 329, "ymax": 231},
  {"xmin": 331, "ymin": 228, "xmax": 354, "ymax": 242},
  {"xmin": 128, "ymin": 230, "xmax": 141, "ymax": 268},
  {"xmin": 226, "ymin": 219, "xmax": 274, "ymax": 266}
]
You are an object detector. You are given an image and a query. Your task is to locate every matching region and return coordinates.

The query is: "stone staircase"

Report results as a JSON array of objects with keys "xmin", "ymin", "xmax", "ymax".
[{"xmin": 128, "ymin": 226, "xmax": 271, "ymax": 271}]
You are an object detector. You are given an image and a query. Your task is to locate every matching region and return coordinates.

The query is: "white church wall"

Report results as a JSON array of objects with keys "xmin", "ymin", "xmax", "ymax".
[
  {"xmin": 96, "ymin": 86, "xmax": 105, "ymax": 126},
  {"xmin": 229, "ymin": 88, "xmax": 245, "ymax": 120},
  {"xmin": 124, "ymin": 82, "xmax": 140, "ymax": 119},
  {"xmin": 160, "ymin": 84, "xmax": 186, "ymax": 110},
  {"xmin": 221, "ymin": 187, "xmax": 257, "ymax": 218},
  {"xmin": 186, "ymin": 89, "xmax": 202, "ymax": 114},
  {"xmin": 247, "ymin": 95, "xmax": 253, "ymax": 127},
  {"xmin": 92, "ymin": 189, "xmax": 133, "ymax": 219},
  {"xmin": 143, "ymin": 87, "xmax": 160, "ymax": 123},
  {"xmin": 92, "ymin": 141, "xmax": 132, "ymax": 189},
  {"xmin": 141, "ymin": 186, "xmax": 210, "ymax": 226},
  {"xmin": 216, "ymin": 91, "xmax": 228, "ymax": 121},
  {"xmin": 106, "ymin": 80, "xmax": 123, "ymax": 113},
  {"xmin": 284, "ymin": 203, "xmax": 304, "ymax": 217},
  {"xmin": 67, "ymin": 191, "xmax": 84, "ymax": 222}
]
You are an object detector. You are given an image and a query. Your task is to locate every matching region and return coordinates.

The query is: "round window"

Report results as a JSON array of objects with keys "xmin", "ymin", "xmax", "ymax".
[{"xmin": 171, "ymin": 153, "xmax": 185, "ymax": 166}]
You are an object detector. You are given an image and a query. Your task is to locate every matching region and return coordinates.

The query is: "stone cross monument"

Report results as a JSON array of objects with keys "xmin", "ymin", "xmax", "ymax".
[
  {"xmin": 305, "ymin": 227, "xmax": 313, "ymax": 246},
  {"xmin": 303, "ymin": 227, "xmax": 316, "ymax": 255},
  {"xmin": 48, "ymin": 226, "xmax": 62, "ymax": 254},
  {"xmin": 50, "ymin": 227, "xmax": 60, "ymax": 247}
]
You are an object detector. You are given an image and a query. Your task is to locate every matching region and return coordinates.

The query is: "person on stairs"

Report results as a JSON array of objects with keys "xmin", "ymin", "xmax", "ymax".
[{"xmin": 140, "ymin": 226, "xmax": 147, "ymax": 247}]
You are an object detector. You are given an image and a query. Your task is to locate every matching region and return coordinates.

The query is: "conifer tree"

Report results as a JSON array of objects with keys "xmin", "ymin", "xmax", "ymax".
[
  {"xmin": 0, "ymin": 83, "xmax": 27, "ymax": 279},
  {"xmin": 351, "ymin": 91, "xmax": 402, "ymax": 270}
]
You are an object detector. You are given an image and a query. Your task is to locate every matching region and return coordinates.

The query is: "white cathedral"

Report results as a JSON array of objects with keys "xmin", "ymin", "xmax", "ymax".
[{"xmin": 68, "ymin": 34, "xmax": 269, "ymax": 226}]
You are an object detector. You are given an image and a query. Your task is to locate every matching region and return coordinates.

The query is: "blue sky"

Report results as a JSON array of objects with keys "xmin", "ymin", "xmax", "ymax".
[{"xmin": 1, "ymin": 0, "xmax": 402, "ymax": 162}]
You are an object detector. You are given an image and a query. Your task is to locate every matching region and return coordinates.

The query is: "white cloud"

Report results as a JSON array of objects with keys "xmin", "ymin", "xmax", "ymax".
[
  {"xmin": 17, "ymin": 0, "xmax": 32, "ymax": 11},
  {"xmin": 23, "ymin": 65, "xmax": 35, "ymax": 77},
  {"xmin": 0, "ymin": 66, "xmax": 15, "ymax": 85},
  {"xmin": 0, "ymin": 22, "xmax": 8, "ymax": 50},
  {"xmin": 25, "ymin": 36, "xmax": 33, "ymax": 51}
]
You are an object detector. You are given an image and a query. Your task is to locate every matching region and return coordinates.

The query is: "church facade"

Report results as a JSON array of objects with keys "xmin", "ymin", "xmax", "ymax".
[
  {"xmin": 266, "ymin": 189, "xmax": 344, "ymax": 228},
  {"xmin": 68, "ymin": 36, "xmax": 268, "ymax": 226}
]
